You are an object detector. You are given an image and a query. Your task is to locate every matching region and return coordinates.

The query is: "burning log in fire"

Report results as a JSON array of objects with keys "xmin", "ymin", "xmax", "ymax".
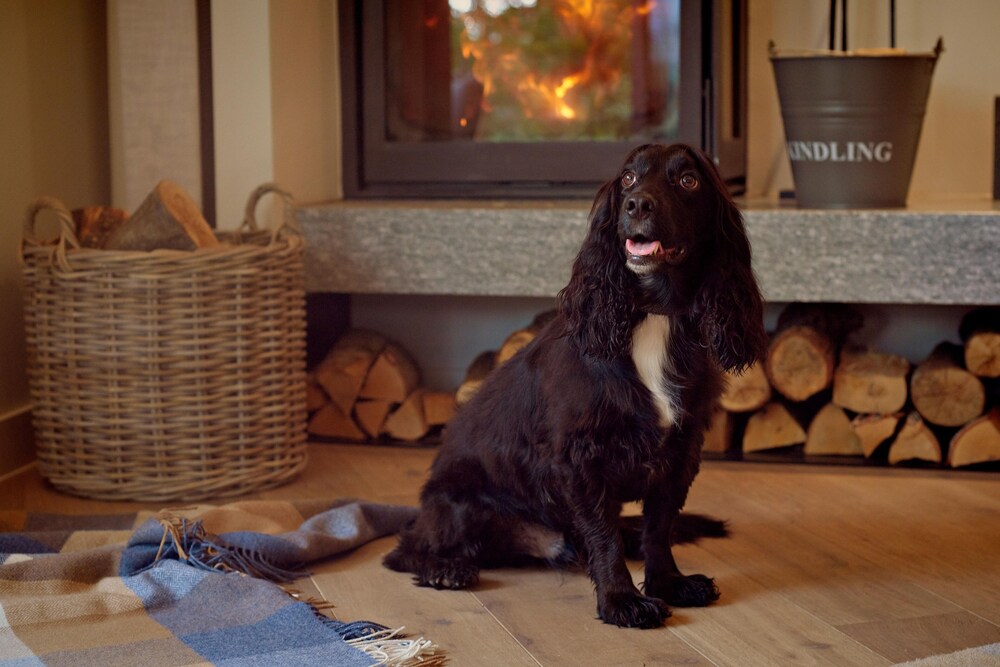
[{"xmin": 451, "ymin": 0, "xmax": 670, "ymax": 138}]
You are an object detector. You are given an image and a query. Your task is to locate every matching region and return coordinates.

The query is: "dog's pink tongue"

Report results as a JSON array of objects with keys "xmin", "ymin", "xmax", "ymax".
[{"xmin": 626, "ymin": 239, "xmax": 662, "ymax": 256}]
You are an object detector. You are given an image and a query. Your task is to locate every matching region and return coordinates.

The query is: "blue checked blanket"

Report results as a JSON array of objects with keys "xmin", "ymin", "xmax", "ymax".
[{"xmin": 0, "ymin": 499, "xmax": 440, "ymax": 666}]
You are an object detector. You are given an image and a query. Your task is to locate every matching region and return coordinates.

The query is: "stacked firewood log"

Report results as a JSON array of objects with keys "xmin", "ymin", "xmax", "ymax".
[
  {"xmin": 307, "ymin": 312, "xmax": 557, "ymax": 444},
  {"xmin": 306, "ymin": 329, "xmax": 456, "ymax": 443},
  {"xmin": 309, "ymin": 306, "xmax": 999, "ymax": 469},
  {"xmin": 455, "ymin": 311, "xmax": 556, "ymax": 405},
  {"xmin": 707, "ymin": 304, "xmax": 1000, "ymax": 468}
]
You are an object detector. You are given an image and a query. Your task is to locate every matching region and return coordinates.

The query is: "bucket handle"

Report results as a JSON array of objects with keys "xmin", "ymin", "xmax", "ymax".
[{"xmin": 239, "ymin": 183, "xmax": 301, "ymax": 244}]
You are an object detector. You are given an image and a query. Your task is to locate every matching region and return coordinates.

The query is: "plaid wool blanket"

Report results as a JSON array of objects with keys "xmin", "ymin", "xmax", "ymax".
[{"xmin": 0, "ymin": 499, "xmax": 440, "ymax": 666}]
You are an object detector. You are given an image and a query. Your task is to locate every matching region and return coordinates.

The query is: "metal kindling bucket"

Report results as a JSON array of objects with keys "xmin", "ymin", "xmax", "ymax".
[{"xmin": 770, "ymin": 39, "xmax": 943, "ymax": 209}]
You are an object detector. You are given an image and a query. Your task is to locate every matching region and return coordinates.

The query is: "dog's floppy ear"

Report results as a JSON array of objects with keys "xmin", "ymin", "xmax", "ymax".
[
  {"xmin": 689, "ymin": 149, "xmax": 768, "ymax": 373},
  {"xmin": 558, "ymin": 176, "xmax": 637, "ymax": 358}
]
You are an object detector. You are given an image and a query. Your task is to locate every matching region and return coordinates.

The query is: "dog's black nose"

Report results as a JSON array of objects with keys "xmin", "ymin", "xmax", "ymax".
[{"xmin": 624, "ymin": 192, "xmax": 656, "ymax": 219}]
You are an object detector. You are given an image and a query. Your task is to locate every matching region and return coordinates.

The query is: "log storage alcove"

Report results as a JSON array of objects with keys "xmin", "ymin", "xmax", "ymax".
[
  {"xmin": 706, "ymin": 303, "xmax": 1000, "ymax": 469},
  {"xmin": 297, "ymin": 199, "xmax": 1000, "ymax": 471},
  {"xmin": 307, "ymin": 330, "xmax": 455, "ymax": 444}
]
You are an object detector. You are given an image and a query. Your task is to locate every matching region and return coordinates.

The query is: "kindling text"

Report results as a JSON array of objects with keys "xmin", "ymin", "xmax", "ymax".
[{"xmin": 786, "ymin": 141, "xmax": 893, "ymax": 163}]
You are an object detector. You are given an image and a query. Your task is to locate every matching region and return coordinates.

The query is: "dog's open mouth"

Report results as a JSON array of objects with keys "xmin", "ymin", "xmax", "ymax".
[{"xmin": 625, "ymin": 238, "xmax": 685, "ymax": 270}]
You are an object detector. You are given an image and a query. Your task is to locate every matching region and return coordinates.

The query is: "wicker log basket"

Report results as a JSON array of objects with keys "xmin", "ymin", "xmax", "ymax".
[{"xmin": 20, "ymin": 184, "xmax": 308, "ymax": 502}]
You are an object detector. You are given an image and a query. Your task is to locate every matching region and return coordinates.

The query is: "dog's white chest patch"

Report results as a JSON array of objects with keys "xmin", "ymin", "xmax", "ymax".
[{"xmin": 631, "ymin": 314, "xmax": 678, "ymax": 428}]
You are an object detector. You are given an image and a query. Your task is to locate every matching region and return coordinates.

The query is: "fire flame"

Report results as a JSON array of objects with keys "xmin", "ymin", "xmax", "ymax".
[{"xmin": 455, "ymin": 0, "xmax": 659, "ymax": 137}]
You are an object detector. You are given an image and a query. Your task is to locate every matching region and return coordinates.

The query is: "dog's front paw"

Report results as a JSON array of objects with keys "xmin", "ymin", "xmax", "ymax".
[
  {"xmin": 597, "ymin": 590, "xmax": 671, "ymax": 629},
  {"xmin": 646, "ymin": 573, "xmax": 720, "ymax": 607},
  {"xmin": 414, "ymin": 559, "xmax": 480, "ymax": 590}
]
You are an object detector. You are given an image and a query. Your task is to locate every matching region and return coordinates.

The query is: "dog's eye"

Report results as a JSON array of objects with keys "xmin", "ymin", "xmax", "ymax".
[
  {"xmin": 621, "ymin": 171, "xmax": 637, "ymax": 188},
  {"xmin": 679, "ymin": 173, "xmax": 699, "ymax": 190}
]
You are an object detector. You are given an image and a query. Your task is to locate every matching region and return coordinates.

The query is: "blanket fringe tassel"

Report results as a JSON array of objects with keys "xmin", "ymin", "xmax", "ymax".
[
  {"xmin": 154, "ymin": 514, "xmax": 302, "ymax": 583},
  {"xmin": 346, "ymin": 627, "xmax": 445, "ymax": 667},
  {"xmin": 155, "ymin": 514, "xmax": 445, "ymax": 666},
  {"xmin": 289, "ymin": 592, "xmax": 443, "ymax": 666}
]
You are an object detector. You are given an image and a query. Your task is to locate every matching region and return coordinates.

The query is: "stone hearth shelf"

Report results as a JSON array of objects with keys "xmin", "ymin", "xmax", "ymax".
[{"xmin": 297, "ymin": 199, "xmax": 1000, "ymax": 305}]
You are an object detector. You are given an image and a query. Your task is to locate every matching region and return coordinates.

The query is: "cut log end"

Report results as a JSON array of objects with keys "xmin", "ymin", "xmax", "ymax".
[
  {"xmin": 851, "ymin": 413, "xmax": 903, "ymax": 458},
  {"xmin": 948, "ymin": 409, "xmax": 1000, "ymax": 468},
  {"xmin": 383, "ymin": 389, "xmax": 431, "ymax": 442},
  {"xmin": 766, "ymin": 325, "xmax": 835, "ymax": 401},
  {"xmin": 832, "ymin": 347, "xmax": 910, "ymax": 414},
  {"xmin": 305, "ymin": 378, "xmax": 328, "ymax": 412},
  {"xmin": 104, "ymin": 180, "xmax": 218, "ymax": 251},
  {"xmin": 911, "ymin": 343, "xmax": 985, "ymax": 427},
  {"xmin": 308, "ymin": 402, "xmax": 365, "ymax": 441},
  {"xmin": 702, "ymin": 408, "xmax": 733, "ymax": 453},
  {"xmin": 805, "ymin": 403, "xmax": 863, "ymax": 456},
  {"xmin": 888, "ymin": 413, "xmax": 942, "ymax": 465},
  {"xmin": 423, "ymin": 391, "xmax": 457, "ymax": 427},
  {"xmin": 354, "ymin": 399, "xmax": 393, "ymax": 439},
  {"xmin": 743, "ymin": 402, "xmax": 806, "ymax": 453},
  {"xmin": 497, "ymin": 329, "xmax": 536, "ymax": 366},
  {"xmin": 960, "ymin": 308, "xmax": 1000, "ymax": 378},
  {"xmin": 313, "ymin": 330, "xmax": 387, "ymax": 415},
  {"xmin": 964, "ymin": 332, "xmax": 1000, "ymax": 378},
  {"xmin": 720, "ymin": 362, "xmax": 772, "ymax": 413},
  {"xmin": 358, "ymin": 342, "xmax": 421, "ymax": 403},
  {"xmin": 456, "ymin": 350, "xmax": 497, "ymax": 406},
  {"xmin": 765, "ymin": 303, "xmax": 862, "ymax": 402}
]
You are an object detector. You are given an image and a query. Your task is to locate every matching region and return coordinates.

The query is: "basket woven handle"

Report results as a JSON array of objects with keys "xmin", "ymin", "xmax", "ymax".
[
  {"xmin": 22, "ymin": 197, "xmax": 82, "ymax": 273},
  {"xmin": 23, "ymin": 197, "xmax": 81, "ymax": 250},
  {"xmin": 240, "ymin": 183, "xmax": 300, "ymax": 243}
]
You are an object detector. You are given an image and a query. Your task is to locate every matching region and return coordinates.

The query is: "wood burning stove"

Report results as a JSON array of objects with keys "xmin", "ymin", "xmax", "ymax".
[{"xmin": 339, "ymin": 0, "xmax": 746, "ymax": 198}]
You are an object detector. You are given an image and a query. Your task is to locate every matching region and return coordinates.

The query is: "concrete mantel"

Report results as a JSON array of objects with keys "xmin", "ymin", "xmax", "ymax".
[{"xmin": 297, "ymin": 199, "xmax": 1000, "ymax": 305}]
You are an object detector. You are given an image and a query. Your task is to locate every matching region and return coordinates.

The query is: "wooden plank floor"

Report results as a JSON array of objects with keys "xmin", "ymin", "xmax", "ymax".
[{"xmin": 3, "ymin": 442, "xmax": 1000, "ymax": 666}]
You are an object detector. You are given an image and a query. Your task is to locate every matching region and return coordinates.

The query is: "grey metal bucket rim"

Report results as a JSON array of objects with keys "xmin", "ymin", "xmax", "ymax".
[{"xmin": 768, "ymin": 38, "xmax": 943, "ymax": 61}]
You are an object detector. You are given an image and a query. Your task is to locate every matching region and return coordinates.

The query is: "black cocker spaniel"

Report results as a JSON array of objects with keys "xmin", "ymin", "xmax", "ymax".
[{"xmin": 385, "ymin": 143, "xmax": 768, "ymax": 628}]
